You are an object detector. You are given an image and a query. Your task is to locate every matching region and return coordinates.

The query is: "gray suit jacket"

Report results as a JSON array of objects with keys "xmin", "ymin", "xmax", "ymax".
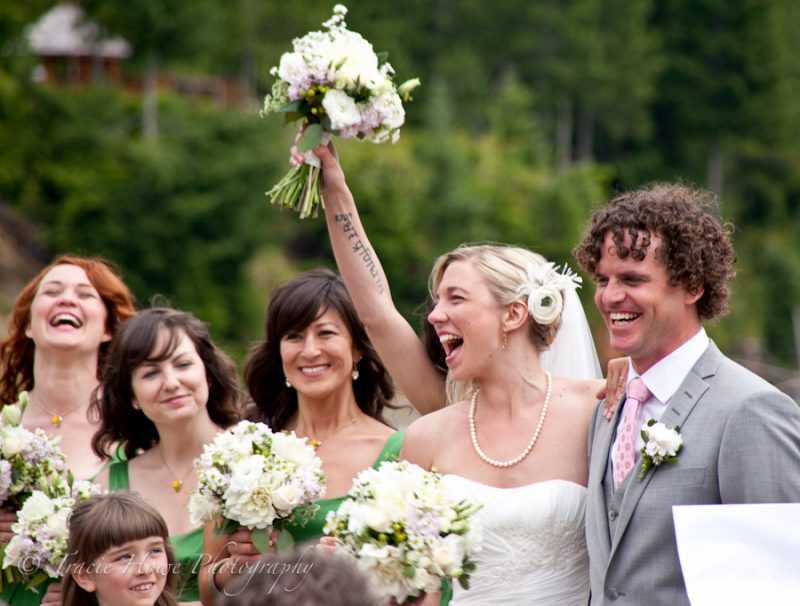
[{"xmin": 586, "ymin": 341, "xmax": 800, "ymax": 605}]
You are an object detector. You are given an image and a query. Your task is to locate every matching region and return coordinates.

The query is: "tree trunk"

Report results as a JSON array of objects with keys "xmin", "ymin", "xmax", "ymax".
[
  {"xmin": 576, "ymin": 108, "xmax": 595, "ymax": 162},
  {"xmin": 707, "ymin": 137, "xmax": 723, "ymax": 198},
  {"xmin": 555, "ymin": 96, "xmax": 573, "ymax": 170},
  {"xmin": 143, "ymin": 53, "xmax": 159, "ymax": 140}
]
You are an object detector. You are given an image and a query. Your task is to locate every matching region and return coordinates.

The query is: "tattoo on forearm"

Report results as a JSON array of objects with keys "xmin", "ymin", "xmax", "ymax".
[{"xmin": 334, "ymin": 213, "xmax": 385, "ymax": 294}]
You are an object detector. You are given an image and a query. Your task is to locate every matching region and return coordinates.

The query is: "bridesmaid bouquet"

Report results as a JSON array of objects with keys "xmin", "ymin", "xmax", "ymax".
[
  {"xmin": 262, "ymin": 4, "xmax": 420, "ymax": 218},
  {"xmin": 1, "ymin": 477, "xmax": 100, "ymax": 591},
  {"xmin": 0, "ymin": 392, "xmax": 68, "ymax": 510},
  {"xmin": 324, "ymin": 461, "xmax": 482, "ymax": 605},
  {"xmin": 188, "ymin": 421, "xmax": 325, "ymax": 551}
]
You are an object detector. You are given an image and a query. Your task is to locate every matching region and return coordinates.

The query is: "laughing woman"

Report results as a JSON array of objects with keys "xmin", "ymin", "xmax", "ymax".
[
  {"xmin": 0, "ymin": 255, "xmax": 136, "ymax": 606},
  {"xmin": 198, "ymin": 269, "xmax": 402, "ymax": 606},
  {"xmin": 92, "ymin": 308, "xmax": 243, "ymax": 605},
  {"xmin": 315, "ymin": 145, "xmax": 608, "ymax": 605}
]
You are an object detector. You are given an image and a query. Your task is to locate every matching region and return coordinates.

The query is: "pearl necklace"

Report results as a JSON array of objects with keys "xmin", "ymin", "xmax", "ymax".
[{"xmin": 468, "ymin": 371, "xmax": 552, "ymax": 468}]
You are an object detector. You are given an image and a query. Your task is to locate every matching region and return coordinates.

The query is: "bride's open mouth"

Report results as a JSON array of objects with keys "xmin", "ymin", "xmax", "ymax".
[{"xmin": 439, "ymin": 333, "xmax": 463, "ymax": 364}]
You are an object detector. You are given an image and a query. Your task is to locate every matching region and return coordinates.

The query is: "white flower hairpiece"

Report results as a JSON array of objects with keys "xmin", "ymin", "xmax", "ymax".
[{"xmin": 518, "ymin": 262, "xmax": 582, "ymax": 326}]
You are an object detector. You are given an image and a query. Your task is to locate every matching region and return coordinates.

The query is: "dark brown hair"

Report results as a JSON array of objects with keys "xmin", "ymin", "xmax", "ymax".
[
  {"xmin": 62, "ymin": 492, "xmax": 179, "ymax": 606},
  {"xmin": 573, "ymin": 183, "xmax": 736, "ymax": 321},
  {"xmin": 244, "ymin": 269, "xmax": 395, "ymax": 430},
  {"xmin": 0, "ymin": 255, "xmax": 136, "ymax": 405},
  {"xmin": 92, "ymin": 307, "xmax": 242, "ymax": 460}
]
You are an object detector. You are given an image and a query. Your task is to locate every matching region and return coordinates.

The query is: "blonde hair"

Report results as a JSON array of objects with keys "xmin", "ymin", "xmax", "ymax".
[
  {"xmin": 429, "ymin": 243, "xmax": 564, "ymax": 403},
  {"xmin": 62, "ymin": 492, "xmax": 178, "ymax": 606}
]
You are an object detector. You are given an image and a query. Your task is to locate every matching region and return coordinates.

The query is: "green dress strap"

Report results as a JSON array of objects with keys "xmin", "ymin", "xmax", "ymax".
[
  {"xmin": 371, "ymin": 431, "xmax": 403, "ymax": 467},
  {"xmin": 108, "ymin": 459, "xmax": 129, "ymax": 490},
  {"xmin": 287, "ymin": 431, "xmax": 404, "ymax": 544}
]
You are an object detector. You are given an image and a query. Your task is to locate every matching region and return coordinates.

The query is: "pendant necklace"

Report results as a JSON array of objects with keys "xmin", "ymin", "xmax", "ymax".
[
  {"xmin": 305, "ymin": 416, "xmax": 358, "ymax": 448},
  {"xmin": 156, "ymin": 444, "xmax": 195, "ymax": 493},
  {"xmin": 30, "ymin": 394, "xmax": 83, "ymax": 428}
]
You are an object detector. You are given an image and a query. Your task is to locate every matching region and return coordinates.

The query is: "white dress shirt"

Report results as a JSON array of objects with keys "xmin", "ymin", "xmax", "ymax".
[{"xmin": 611, "ymin": 328, "xmax": 710, "ymax": 477}]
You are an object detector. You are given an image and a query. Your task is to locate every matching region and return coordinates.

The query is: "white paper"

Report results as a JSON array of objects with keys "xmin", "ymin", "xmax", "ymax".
[{"xmin": 673, "ymin": 504, "xmax": 800, "ymax": 606}]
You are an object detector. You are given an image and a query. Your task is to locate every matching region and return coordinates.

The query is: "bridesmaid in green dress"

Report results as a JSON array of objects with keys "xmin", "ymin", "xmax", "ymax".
[
  {"xmin": 91, "ymin": 308, "xmax": 243, "ymax": 605},
  {"xmin": 198, "ymin": 269, "xmax": 402, "ymax": 605},
  {"xmin": 0, "ymin": 255, "xmax": 136, "ymax": 606}
]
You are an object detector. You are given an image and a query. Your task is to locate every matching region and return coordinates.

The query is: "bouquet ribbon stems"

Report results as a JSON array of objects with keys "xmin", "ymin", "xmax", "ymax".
[{"xmin": 266, "ymin": 163, "xmax": 324, "ymax": 219}]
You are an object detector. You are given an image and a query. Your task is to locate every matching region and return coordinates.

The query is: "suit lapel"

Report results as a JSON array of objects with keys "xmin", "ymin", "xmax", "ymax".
[
  {"xmin": 591, "ymin": 393, "xmax": 625, "ymax": 560},
  {"xmin": 607, "ymin": 342, "xmax": 723, "ymax": 559}
]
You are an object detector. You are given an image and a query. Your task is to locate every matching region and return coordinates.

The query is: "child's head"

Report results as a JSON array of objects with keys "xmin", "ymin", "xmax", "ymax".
[{"xmin": 62, "ymin": 492, "xmax": 178, "ymax": 606}]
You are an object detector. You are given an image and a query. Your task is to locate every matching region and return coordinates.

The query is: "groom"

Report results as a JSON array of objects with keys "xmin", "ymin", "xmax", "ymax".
[{"xmin": 573, "ymin": 184, "xmax": 800, "ymax": 605}]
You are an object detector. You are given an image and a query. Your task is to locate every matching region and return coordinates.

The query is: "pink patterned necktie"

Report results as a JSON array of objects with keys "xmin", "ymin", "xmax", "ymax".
[{"xmin": 613, "ymin": 377, "xmax": 651, "ymax": 488}]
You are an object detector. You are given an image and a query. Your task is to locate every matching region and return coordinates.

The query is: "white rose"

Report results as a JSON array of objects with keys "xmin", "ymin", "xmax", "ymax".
[
  {"xmin": 528, "ymin": 284, "xmax": 563, "ymax": 325},
  {"xmin": 188, "ymin": 492, "xmax": 221, "ymax": 525},
  {"xmin": 270, "ymin": 432, "xmax": 319, "ymax": 471},
  {"xmin": 322, "ymin": 89, "xmax": 361, "ymax": 131},
  {"xmin": 1, "ymin": 426, "xmax": 32, "ymax": 457},
  {"xmin": 17, "ymin": 491, "xmax": 55, "ymax": 524},
  {"xmin": 44, "ymin": 507, "xmax": 70, "ymax": 540},
  {"xmin": 643, "ymin": 422, "xmax": 682, "ymax": 459},
  {"xmin": 3, "ymin": 535, "xmax": 23, "ymax": 567},
  {"xmin": 272, "ymin": 483, "xmax": 301, "ymax": 513},
  {"xmin": 361, "ymin": 504, "xmax": 392, "ymax": 534},
  {"xmin": 430, "ymin": 534, "xmax": 466, "ymax": 575},
  {"xmin": 327, "ymin": 32, "xmax": 380, "ymax": 88}
]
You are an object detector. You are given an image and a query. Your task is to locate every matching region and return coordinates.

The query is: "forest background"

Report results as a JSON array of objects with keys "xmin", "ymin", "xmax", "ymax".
[{"xmin": 1, "ymin": 1, "xmax": 799, "ymax": 396}]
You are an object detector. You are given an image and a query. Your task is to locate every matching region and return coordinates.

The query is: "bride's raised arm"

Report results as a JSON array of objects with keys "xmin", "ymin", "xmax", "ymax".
[{"xmin": 315, "ymin": 144, "xmax": 446, "ymax": 414}]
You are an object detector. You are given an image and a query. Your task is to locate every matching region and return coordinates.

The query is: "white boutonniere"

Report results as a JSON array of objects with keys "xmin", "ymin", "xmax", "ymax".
[{"xmin": 637, "ymin": 420, "xmax": 683, "ymax": 481}]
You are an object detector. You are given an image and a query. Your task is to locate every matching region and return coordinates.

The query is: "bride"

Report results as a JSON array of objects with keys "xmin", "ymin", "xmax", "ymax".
[{"xmin": 315, "ymin": 143, "xmax": 604, "ymax": 605}]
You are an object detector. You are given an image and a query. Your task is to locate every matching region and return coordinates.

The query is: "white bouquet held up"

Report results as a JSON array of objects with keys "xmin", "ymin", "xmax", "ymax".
[
  {"xmin": 2, "ymin": 478, "xmax": 100, "ymax": 591},
  {"xmin": 324, "ymin": 461, "xmax": 482, "ymax": 605},
  {"xmin": 262, "ymin": 4, "xmax": 420, "ymax": 218},
  {"xmin": 188, "ymin": 421, "xmax": 325, "ymax": 551}
]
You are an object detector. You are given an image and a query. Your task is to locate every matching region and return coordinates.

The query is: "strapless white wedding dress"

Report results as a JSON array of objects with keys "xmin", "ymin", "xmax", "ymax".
[{"xmin": 443, "ymin": 477, "xmax": 589, "ymax": 605}]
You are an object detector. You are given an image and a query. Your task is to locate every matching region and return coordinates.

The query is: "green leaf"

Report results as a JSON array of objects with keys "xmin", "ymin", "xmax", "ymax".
[
  {"xmin": 298, "ymin": 123, "xmax": 323, "ymax": 152},
  {"xmin": 25, "ymin": 571, "xmax": 49, "ymax": 592},
  {"xmin": 251, "ymin": 527, "xmax": 272, "ymax": 553},
  {"xmin": 402, "ymin": 565, "xmax": 417, "ymax": 579},
  {"xmin": 278, "ymin": 100, "xmax": 302, "ymax": 113},
  {"xmin": 282, "ymin": 112, "xmax": 305, "ymax": 124},
  {"xmin": 376, "ymin": 51, "xmax": 389, "ymax": 66},
  {"xmin": 212, "ymin": 517, "xmax": 239, "ymax": 538},
  {"xmin": 275, "ymin": 529, "xmax": 295, "ymax": 553}
]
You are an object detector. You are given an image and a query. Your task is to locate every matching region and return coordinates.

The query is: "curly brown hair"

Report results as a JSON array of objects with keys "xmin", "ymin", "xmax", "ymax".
[{"xmin": 573, "ymin": 183, "xmax": 736, "ymax": 322}]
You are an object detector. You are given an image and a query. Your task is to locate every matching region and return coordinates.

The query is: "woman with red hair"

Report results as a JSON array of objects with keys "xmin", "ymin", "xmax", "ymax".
[{"xmin": 0, "ymin": 254, "xmax": 136, "ymax": 605}]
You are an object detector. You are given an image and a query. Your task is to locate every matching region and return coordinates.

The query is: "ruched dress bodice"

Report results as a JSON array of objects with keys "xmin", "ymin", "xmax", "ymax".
[{"xmin": 443, "ymin": 477, "xmax": 589, "ymax": 605}]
